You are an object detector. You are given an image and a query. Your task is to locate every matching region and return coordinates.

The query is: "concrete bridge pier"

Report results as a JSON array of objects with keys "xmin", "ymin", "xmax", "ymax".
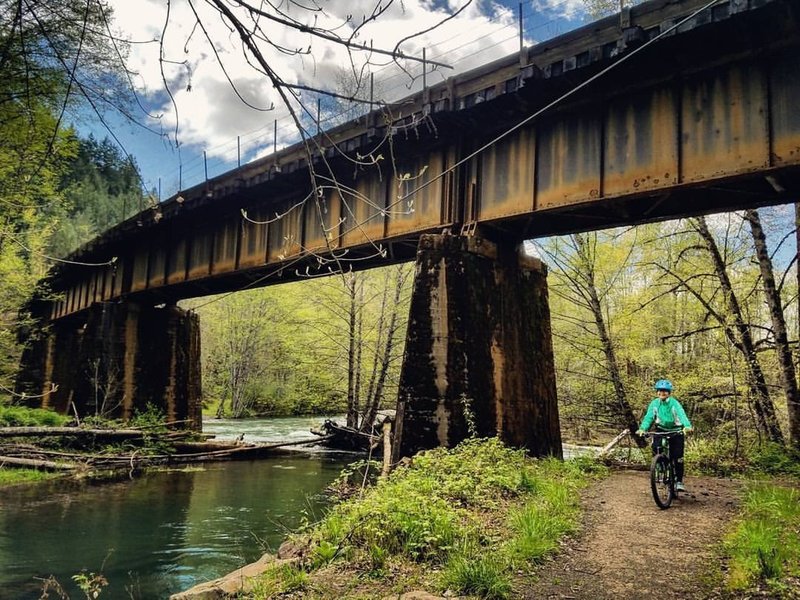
[
  {"xmin": 393, "ymin": 233, "xmax": 562, "ymax": 460},
  {"xmin": 16, "ymin": 302, "xmax": 202, "ymax": 428}
]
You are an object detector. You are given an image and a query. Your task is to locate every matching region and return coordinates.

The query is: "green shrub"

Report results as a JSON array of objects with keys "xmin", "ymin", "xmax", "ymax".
[
  {"xmin": 685, "ymin": 434, "xmax": 800, "ymax": 478},
  {"xmin": 748, "ymin": 443, "xmax": 800, "ymax": 478},
  {"xmin": 303, "ymin": 438, "xmax": 598, "ymax": 599},
  {"xmin": 0, "ymin": 405, "xmax": 69, "ymax": 427},
  {"xmin": 507, "ymin": 483, "xmax": 579, "ymax": 564}
]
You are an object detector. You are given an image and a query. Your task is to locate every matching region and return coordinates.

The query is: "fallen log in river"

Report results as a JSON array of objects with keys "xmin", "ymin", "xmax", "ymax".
[
  {"xmin": 0, "ymin": 426, "xmax": 147, "ymax": 439},
  {"xmin": 0, "ymin": 435, "xmax": 335, "ymax": 471}
]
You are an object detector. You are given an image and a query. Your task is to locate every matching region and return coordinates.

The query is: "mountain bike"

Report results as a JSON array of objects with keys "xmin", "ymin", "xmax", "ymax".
[{"xmin": 644, "ymin": 430, "xmax": 684, "ymax": 509}]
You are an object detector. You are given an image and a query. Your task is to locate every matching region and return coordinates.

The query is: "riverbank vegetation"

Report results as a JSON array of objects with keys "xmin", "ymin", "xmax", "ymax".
[
  {"xmin": 716, "ymin": 482, "xmax": 800, "ymax": 597},
  {"xmin": 245, "ymin": 439, "xmax": 604, "ymax": 599},
  {"xmin": 0, "ymin": 404, "xmax": 226, "ymax": 481}
]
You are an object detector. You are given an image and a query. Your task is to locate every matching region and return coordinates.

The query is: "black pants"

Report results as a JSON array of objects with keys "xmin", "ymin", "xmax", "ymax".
[{"xmin": 651, "ymin": 433, "xmax": 685, "ymax": 483}]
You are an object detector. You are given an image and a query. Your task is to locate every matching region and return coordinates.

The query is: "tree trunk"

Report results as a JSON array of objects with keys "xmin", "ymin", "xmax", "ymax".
[
  {"xmin": 362, "ymin": 265, "xmax": 408, "ymax": 431},
  {"xmin": 693, "ymin": 216, "xmax": 784, "ymax": 444},
  {"xmin": 345, "ymin": 273, "xmax": 359, "ymax": 428},
  {"xmin": 746, "ymin": 209, "xmax": 800, "ymax": 449},
  {"xmin": 573, "ymin": 234, "xmax": 644, "ymax": 445}
]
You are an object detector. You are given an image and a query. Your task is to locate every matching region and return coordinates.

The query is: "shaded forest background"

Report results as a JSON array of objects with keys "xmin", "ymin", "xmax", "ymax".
[{"xmin": 1, "ymin": 0, "xmax": 799, "ymax": 455}]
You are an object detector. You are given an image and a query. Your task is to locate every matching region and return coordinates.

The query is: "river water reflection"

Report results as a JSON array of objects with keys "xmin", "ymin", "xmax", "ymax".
[{"xmin": 0, "ymin": 416, "xmax": 351, "ymax": 599}]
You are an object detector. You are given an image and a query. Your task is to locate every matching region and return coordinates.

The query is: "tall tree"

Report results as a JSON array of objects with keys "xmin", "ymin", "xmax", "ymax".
[
  {"xmin": 745, "ymin": 208, "xmax": 800, "ymax": 449},
  {"xmin": 0, "ymin": 0, "xmax": 133, "ymax": 393},
  {"xmin": 537, "ymin": 232, "xmax": 643, "ymax": 442},
  {"xmin": 304, "ymin": 264, "xmax": 411, "ymax": 428},
  {"xmin": 201, "ymin": 292, "xmax": 284, "ymax": 418},
  {"xmin": 680, "ymin": 216, "xmax": 783, "ymax": 444}
]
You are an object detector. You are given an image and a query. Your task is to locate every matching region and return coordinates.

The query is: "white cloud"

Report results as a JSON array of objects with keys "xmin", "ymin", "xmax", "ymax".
[{"xmin": 105, "ymin": 0, "xmax": 585, "ymax": 191}]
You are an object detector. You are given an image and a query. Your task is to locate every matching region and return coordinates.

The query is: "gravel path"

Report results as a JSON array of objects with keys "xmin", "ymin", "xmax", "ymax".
[{"xmin": 522, "ymin": 470, "xmax": 741, "ymax": 600}]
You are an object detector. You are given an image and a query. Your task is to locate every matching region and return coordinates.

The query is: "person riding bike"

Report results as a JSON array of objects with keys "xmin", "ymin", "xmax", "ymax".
[{"xmin": 636, "ymin": 379, "xmax": 693, "ymax": 492}]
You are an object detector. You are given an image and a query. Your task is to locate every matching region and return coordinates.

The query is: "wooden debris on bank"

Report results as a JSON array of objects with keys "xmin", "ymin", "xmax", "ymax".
[
  {"xmin": 597, "ymin": 429, "xmax": 630, "ymax": 458},
  {"xmin": 0, "ymin": 422, "xmax": 334, "ymax": 473},
  {"xmin": 311, "ymin": 409, "xmax": 395, "ymax": 454},
  {"xmin": 0, "ymin": 455, "xmax": 77, "ymax": 471},
  {"xmin": 0, "ymin": 426, "xmax": 146, "ymax": 439}
]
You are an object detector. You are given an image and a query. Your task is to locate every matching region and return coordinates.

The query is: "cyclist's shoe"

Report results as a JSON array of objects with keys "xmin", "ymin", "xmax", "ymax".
[{"xmin": 675, "ymin": 481, "xmax": 686, "ymax": 492}]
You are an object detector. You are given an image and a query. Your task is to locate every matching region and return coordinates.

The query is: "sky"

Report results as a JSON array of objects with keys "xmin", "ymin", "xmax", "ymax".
[{"xmin": 91, "ymin": 0, "xmax": 594, "ymax": 199}]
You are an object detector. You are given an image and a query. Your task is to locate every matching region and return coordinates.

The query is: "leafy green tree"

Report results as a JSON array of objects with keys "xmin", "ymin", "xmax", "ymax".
[
  {"xmin": 48, "ymin": 135, "xmax": 142, "ymax": 257},
  {"xmin": 0, "ymin": 0, "xmax": 133, "ymax": 397}
]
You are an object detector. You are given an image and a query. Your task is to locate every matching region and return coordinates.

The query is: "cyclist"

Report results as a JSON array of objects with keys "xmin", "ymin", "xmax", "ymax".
[{"xmin": 636, "ymin": 379, "xmax": 693, "ymax": 491}]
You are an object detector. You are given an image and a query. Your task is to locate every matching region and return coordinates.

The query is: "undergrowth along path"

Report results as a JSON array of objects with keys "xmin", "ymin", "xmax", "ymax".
[{"xmin": 524, "ymin": 470, "xmax": 741, "ymax": 600}]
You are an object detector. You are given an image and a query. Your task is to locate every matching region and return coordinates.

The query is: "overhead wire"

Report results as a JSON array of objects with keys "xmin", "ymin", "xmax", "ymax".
[
  {"xmin": 185, "ymin": 0, "xmax": 715, "ymax": 311},
  {"xmin": 154, "ymin": 0, "xmax": 586, "ymax": 196},
  {"xmin": 64, "ymin": 0, "xmax": 715, "ymax": 309}
]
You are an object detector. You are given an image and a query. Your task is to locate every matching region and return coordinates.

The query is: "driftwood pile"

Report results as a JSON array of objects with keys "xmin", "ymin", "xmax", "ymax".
[{"xmin": 0, "ymin": 425, "xmax": 333, "ymax": 474}]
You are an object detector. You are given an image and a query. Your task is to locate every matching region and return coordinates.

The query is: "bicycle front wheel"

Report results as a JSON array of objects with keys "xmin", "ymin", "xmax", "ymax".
[{"xmin": 650, "ymin": 454, "xmax": 674, "ymax": 509}]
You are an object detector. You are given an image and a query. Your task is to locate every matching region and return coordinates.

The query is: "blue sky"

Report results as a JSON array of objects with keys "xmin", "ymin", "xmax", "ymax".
[{"xmin": 86, "ymin": 0, "xmax": 592, "ymax": 199}]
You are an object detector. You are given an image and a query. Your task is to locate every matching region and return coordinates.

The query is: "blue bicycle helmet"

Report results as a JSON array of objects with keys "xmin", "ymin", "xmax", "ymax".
[{"xmin": 654, "ymin": 379, "xmax": 673, "ymax": 392}]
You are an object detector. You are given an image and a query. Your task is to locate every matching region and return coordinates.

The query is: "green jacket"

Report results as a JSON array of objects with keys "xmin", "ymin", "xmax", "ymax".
[{"xmin": 639, "ymin": 396, "xmax": 692, "ymax": 432}]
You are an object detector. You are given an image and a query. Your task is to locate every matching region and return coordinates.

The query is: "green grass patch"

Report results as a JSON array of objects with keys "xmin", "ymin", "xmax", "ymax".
[
  {"xmin": 441, "ymin": 544, "xmax": 512, "ymax": 600},
  {"xmin": 0, "ymin": 405, "xmax": 69, "ymax": 427},
  {"xmin": 0, "ymin": 467, "xmax": 59, "ymax": 486},
  {"xmin": 247, "ymin": 562, "xmax": 309, "ymax": 599},
  {"xmin": 721, "ymin": 483, "xmax": 800, "ymax": 595},
  {"xmin": 249, "ymin": 438, "xmax": 603, "ymax": 599}
]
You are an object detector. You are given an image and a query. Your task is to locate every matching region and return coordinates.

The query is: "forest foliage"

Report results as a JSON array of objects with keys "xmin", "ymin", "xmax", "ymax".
[
  {"xmin": 188, "ymin": 263, "xmax": 412, "ymax": 423},
  {"xmin": 0, "ymin": 0, "xmax": 144, "ymax": 390}
]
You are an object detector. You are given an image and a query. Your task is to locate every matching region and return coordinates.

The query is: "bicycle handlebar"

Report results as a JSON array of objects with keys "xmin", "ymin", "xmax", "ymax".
[{"xmin": 642, "ymin": 430, "xmax": 685, "ymax": 437}]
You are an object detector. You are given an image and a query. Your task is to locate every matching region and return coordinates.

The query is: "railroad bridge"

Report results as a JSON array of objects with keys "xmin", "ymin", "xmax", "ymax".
[{"xmin": 16, "ymin": 0, "xmax": 800, "ymax": 459}]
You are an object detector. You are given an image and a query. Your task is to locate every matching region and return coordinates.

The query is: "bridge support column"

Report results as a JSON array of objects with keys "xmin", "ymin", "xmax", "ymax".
[
  {"xmin": 393, "ymin": 234, "xmax": 562, "ymax": 459},
  {"xmin": 16, "ymin": 302, "xmax": 202, "ymax": 428}
]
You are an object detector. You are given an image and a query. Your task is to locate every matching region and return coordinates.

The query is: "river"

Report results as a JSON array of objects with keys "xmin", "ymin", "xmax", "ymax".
[
  {"xmin": 0, "ymin": 416, "xmax": 595, "ymax": 599},
  {"xmin": 0, "ymin": 416, "xmax": 351, "ymax": 600}
]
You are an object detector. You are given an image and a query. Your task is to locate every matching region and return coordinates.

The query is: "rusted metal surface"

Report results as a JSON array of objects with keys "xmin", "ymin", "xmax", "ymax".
[
  {"xmin": 770, "ymin": 50, "xmax": 800, "ymax": 166},
  {"xmin": 35, "ymin": 0, "xmax": 800, "ymax": 321},
  {"xmin": 148, "ymin": 233, "xmax": 167, "ymax": 288},
  {"xmin": 238, "ymin": 207, "xmax": 269, "ymax": 268},
  {"xmin": 166, "ymin": 236, "xmax": 188, "ymax": 284},
  {"xmin": 187, "ymin": 227, "xmax": 213, "ymax": 280},
  {"xmin": 303, "ymin": 189, "xmax": 342, "ymax": 252},
  {"xmin": 604, "ymin": 87, "xmax": 678, "ymax": 196},
  {"xmin": 342, "ymin": 173, "xmax": 386, "ymax": 247},
  {"xmin": 478, "ymin": 127, "xmax": 535, "ymax": 221},
  {"xmin": 387, "ymin": 153, "xmax": 444, "ymax": 236},
  {"xmin": 131, "ymin": 242, "xmax": 149, "ymax": 292},
  {"xmin": 267, "ymin": 200, "xmax": 303, "ymax": 261},
  {"xmin": 681, "ymin": 62, "xmax": 769, "ymax": 183},
  {"xmin": 536, "ymin": 113, "xmax": 602, "ymax": 209},
  {"xmin": 102, "ymin": 266, "xmax": 114, "ymax": 302},
  {"xmin": 211, "ymin": 218, "xmax": 238, "ymax": 275}
]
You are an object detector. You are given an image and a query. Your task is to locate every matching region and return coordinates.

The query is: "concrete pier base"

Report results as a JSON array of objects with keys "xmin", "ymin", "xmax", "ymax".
[
  {"xmin": 16, "ymin": 302, "xmax": 202, "ymax": 428},
  {"xmin": 393, "ymin": 234, "xmax": 561, "ymax": 459}
]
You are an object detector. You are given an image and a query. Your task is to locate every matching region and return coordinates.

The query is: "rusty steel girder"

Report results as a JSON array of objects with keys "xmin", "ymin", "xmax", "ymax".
[{"xmin": 43, "ymin": 0, "xmax": 800, "ymax": 322}]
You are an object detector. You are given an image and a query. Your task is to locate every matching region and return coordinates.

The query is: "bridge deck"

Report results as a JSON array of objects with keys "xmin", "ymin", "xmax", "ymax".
[{"xmin": 45, "ymin": 0, "xmax": 800, "ymax": 321}]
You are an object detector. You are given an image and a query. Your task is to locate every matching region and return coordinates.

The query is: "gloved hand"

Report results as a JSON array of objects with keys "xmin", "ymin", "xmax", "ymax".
[
  {"xmin": 683, "ymin": 427, "xmax": 693, "ymax": 434},
  {"xmin": 635, "ymin": 429, "xmax": 646, "ymax": 437}
]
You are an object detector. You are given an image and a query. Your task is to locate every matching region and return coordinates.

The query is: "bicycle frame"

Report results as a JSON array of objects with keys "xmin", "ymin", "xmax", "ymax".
[{"xmin": 645, "ymin": 430, "xmax": 683, "ymax": 509}]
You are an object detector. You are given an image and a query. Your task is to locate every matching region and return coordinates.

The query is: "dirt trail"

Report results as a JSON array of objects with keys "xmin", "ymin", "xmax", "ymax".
[{"xmin": 524, "ymin": 470, "xmax": 741, "ymax": 600}]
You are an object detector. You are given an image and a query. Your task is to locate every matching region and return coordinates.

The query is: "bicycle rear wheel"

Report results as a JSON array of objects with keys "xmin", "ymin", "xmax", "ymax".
[{"xmin": 650, "ymin": 454, "xmax": 674, "ymax": 509}]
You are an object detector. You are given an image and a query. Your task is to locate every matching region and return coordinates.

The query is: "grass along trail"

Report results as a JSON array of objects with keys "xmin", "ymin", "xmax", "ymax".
[{"xmin": 524, "ymin": 470, "xmax": 741, "ymax": 600}]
